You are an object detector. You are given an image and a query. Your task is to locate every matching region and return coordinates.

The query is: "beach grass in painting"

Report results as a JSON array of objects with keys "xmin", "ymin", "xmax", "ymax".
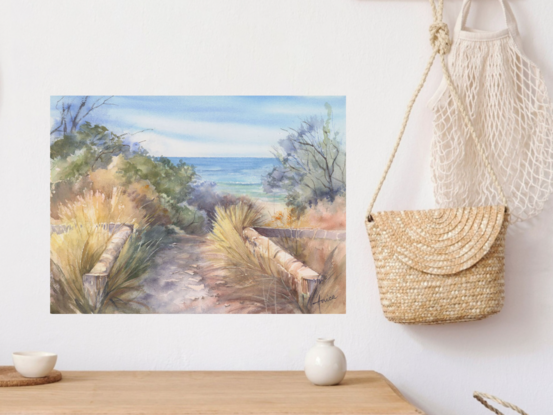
[{"xmin": 50, "ymin": 96, "xmax": 346, "ymax": 314}]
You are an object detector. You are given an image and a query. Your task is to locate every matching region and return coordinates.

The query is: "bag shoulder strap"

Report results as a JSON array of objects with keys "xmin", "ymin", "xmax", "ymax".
[{"xmin": 366, "ymin": 0, "xmax": 508, "ymax": 221}]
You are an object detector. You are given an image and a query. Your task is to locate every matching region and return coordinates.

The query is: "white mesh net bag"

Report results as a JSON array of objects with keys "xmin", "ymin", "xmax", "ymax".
[{"xmin": 429, "ymin": 0, "xmax": 553, "ymax": 222}]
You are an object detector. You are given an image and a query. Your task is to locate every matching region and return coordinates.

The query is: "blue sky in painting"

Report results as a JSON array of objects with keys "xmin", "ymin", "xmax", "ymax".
[{"xmin": 50, "ymin": 96, "xmax": 346, "ymax": 157}]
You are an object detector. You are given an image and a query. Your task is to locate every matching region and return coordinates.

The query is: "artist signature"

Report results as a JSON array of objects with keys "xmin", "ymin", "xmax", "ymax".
[{"xmin": 309, "ymin": 294, "xmax": 337, "ymax": 313}]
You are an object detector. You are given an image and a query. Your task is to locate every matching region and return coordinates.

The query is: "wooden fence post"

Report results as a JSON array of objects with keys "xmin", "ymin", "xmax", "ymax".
[{"xmin": 83, "ymin": 224, "xmax": 133, "ymax": 311}]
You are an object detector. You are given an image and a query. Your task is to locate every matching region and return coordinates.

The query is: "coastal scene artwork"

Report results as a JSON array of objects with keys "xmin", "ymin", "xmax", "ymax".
[{"xmin": 50, "ymin": 96, "xmax": 346, "ymax": 314}]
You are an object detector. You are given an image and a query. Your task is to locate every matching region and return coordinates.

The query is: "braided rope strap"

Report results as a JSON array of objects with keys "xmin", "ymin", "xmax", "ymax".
[
  {"xmin": 474, "ymin": 392, "xmax": 529, "ymax": 415},
  {"xmin": 366, "ymin": 0, "xmax": 507, "ymax": 221}
]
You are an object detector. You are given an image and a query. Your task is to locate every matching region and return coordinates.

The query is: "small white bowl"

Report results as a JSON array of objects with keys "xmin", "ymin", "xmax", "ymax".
[{"xmin": 12, "ymin": 352, "xmax": 57, "ymax": 378}]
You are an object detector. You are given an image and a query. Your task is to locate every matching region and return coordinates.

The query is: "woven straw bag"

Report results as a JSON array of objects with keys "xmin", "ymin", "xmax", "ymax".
[
  {"xmin": 474, "ymin": 392, "xmax": 528, "ymax": 415},
  {"xmin": 365, "ymin": 0, "xmax": 509, "ymax": 325}
]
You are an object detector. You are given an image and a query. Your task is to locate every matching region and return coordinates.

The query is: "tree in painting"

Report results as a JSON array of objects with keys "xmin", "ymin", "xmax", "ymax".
[
  {"xmin": 264, "ymin": 103, "xmax": 346, "ymax": 212},
  {"xmin": 50, "ymin": 96, "xmax": 346, "ymax": 314}
]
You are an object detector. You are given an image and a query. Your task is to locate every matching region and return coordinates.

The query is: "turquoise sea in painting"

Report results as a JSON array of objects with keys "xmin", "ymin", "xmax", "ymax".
[{"xmin": 168, "ymin": 157, "xmax": 284, "ymax": 202}]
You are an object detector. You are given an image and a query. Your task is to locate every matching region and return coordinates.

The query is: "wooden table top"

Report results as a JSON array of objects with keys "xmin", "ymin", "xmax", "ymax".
[{"xmin": 0, "ymin": 371, "xmax": 424, "ymax": 415}]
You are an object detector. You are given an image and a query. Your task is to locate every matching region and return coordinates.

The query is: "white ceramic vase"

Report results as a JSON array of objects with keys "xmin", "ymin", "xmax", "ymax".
[{"xmin": 304, "ymin": 338, "xmax": 347, "ymax": 386}]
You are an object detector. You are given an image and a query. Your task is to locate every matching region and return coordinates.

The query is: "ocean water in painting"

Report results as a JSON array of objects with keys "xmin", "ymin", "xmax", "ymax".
[
  {"xmin": 50, "ymin": 96, "xmax": 346, "ymax": 315},
  {"xmin": 169, "ymin": 157, "xmax": 284, "ymax": 201}
]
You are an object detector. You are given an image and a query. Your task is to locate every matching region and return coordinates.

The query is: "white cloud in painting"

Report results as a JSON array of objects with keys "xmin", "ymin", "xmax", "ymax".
[
  {"xmin": 262, "ymin": 102, "xmax": 341, "ymax": 117},
  {"xmin": 132, "ymin": 131, "xmax": 277, "ymax": 157},
  {"xmin": 120, "ymin": 114, "xmax": 284, "ymax": 148}
]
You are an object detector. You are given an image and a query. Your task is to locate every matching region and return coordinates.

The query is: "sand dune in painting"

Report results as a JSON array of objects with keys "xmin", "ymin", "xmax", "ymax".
[{"xmin": 50, "ymin": 96, "xmax": 346, "ymax": 314}]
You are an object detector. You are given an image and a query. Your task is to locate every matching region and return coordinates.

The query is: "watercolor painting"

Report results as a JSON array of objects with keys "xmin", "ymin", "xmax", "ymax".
[{"xmin": 50, "ymin": 96, "xmax": 346, "ymax": 314}]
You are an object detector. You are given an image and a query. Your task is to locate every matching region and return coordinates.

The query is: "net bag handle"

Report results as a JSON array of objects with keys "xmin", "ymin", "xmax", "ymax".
[
  {"xmin": 474, "ymin": 392, "xmax": 529, "ymax": 415},
  {"xmin": 453, "ymin": 0, "xmax": 521, "ymax": 47},
  {"xmin": 366, "ymin": 0, "xmax": 508, "ymax": 222}
]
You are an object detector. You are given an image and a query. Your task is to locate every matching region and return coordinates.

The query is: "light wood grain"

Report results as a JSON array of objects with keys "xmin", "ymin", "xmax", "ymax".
[{"xmin": 0, "ymin": 371, "xmax": 424, "ymax": 415}]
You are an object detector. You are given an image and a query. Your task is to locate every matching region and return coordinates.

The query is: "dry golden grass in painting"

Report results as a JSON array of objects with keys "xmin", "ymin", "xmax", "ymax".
[
  {"xmin": 207, "ymin": 202, "xmax": 267, "ymax": 283},
  {"xmin": 206, "ymin": 202, "xmax": 299, "ymax": 312},
  {"xmin": 266, "ymin": 198, "xmax": 345, "ymax": 232},
  {"xmin": 50, "ymin": 226, "xmax": 111, "ymax": 314},
  {"xmin": 50, "ymin": 188, "xmax": 158, "ymax": 314},
  {"xmin": 56, "ymin": 188, "xmax": 147, "ymax": 229},
  {"xmin": 206, "ymin": 201, "xmax": 345, "ymax": 314}
]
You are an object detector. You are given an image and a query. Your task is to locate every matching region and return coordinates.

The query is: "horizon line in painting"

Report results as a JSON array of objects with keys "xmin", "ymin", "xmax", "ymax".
[{"xmin": 50, "ymin": 96, "xmax": 346, "ymax": 314}]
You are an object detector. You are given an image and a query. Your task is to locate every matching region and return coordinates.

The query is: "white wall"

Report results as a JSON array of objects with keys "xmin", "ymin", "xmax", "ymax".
[{"xmin": 1, "ymin": 0, "xmax": 552, "ymax": 413}]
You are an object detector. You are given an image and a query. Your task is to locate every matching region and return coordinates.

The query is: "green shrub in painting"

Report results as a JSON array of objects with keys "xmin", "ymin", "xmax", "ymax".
[{"xmin": 50, "ymin": 122, "xmax": 204, "ymax": 234}]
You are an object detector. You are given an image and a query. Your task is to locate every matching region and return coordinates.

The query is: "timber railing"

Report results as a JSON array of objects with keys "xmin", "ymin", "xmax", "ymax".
[
  {"xmin": 51, "ymin": 223, "xmax": 134, "ymax": 311},
  {"xmin": 252, "ymin": 227, "xmax": 346, "ymax": 241},
  {"xmin": 243, "ymin": 227, "xmax": 346, "ymax": 304}
]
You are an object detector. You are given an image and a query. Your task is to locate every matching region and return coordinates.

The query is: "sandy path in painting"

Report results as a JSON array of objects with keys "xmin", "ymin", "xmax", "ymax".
[{"xmin": 139, "ymin": 234, "xmax": 263, "ymax": 314}]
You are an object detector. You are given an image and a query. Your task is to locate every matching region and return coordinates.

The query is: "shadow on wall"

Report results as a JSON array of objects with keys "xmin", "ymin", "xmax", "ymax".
[{"xmin": 404, "ymin": 198, "xmax": 553, "ymax": 357}]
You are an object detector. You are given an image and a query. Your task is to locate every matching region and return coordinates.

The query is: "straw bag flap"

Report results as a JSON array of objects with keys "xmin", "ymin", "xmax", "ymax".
[{"xmin": 367, "ymin": 205, "xmax": 506, "ymax": 275}]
